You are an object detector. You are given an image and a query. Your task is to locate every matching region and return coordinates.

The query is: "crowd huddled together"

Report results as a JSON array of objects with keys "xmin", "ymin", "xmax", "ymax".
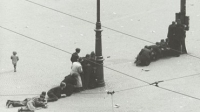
[
  {"xmin": 7, "ymin": 48, "xmax": 98, "ymax": 112},
  {"xmin": 135, "ymin": 19, "xmax": 187, "ymax": 66}
]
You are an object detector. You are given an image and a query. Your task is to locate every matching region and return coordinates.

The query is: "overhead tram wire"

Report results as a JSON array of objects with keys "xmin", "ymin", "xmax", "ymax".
[
  {"xmin": 158, "ymin": 86, "xmax": 200, "ymax": 101},
  {"xmin": 0, "ymin": 25, "xmax": 150, "ymax": 85},
  {"xmin": 25, "ymin": 0, "xmax": 200, "ymax": 61},
  {"xmin": 2, "ymin": 2, "xmax": 200, "ymax": 102},
  {"xmin": 163, "ymin": 72, "xmax": 200, "ymax": 82},
  {"xmin": 1, "ymin": 28, "xmax": 200, "ymax": 104}
]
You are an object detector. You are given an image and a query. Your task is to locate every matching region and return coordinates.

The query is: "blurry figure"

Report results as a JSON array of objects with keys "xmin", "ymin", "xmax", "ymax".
[
  {"xmin": 176, "ymin": 19, "xmax": 187, "ymax": 54},
  {"xmin": 70, "ymin": 48, "xmax": 80, "ymax": 63},
  {"xmin": 89, "ymin": 51, "xmax": 97, "ymax": 89},
  {"xmin": 149, "ymin": 43, "xmax": 162, "ymax": 60},
  {"xmin": 7, "ymin": 92, "xmax": 47, "ymax": 110},
  {"xmin": 167, "ymin": 21, "xmax": 176, "ymax": 44},
  {"xmin": 11, "ymin": 51, "xmax": 19, "ymax": 72},
  {"xmin": 70, "ymin": 58, "xmax": 83, "ymax": 91},
  {"xmin": 61, "ymin": 73, "xmax": 77, "ymax": 96},
  {"xmin": 47, "ymin": 82, "xmax": 66, "ymax": 102},
  {"xmin": 135, "ymin": 46, "xmax": 152, "ymax": 66},
  {"xmin": 174, "ymin": 19, "xmax": 185, "ymax": 56},
  {"xmin": 81, "ymin": 54, "xmax": 92, "ymax": 89}
]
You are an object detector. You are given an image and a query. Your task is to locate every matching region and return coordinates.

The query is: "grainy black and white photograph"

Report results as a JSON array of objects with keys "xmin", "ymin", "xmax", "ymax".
[{"xmin": 1, "ymin": 0, "xmax": 200, "ymax": 112}]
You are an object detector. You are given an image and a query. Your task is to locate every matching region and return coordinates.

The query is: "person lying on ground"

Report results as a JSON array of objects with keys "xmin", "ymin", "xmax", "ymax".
[
  {"xmin": 47, "ymin": 82, "xmax": 67, "ymax": 102},
  {"xmin": 7, "ymin": 92, "xmax": 47, "ymax": 110}
]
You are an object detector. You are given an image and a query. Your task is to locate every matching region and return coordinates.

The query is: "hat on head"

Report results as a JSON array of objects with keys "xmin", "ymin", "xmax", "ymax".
[{"xmin": 41, "ymin": 91, "xmax": 46, "ymax": 96}]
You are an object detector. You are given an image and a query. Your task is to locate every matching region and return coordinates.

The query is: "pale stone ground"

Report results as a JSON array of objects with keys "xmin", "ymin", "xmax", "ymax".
[{"xmin": 1, "ymin": 0, "xmax": 200, "ymax": 112}]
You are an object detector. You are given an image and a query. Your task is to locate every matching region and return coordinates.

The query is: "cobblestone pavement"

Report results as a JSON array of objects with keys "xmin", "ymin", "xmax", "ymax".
[{"xmin": 1, "ymin": 0, "xmax": 200, "ymax": 112}]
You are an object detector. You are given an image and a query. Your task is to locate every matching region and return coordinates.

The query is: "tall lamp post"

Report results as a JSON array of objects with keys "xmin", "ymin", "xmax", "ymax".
[
  {"xmin": 176, "ymin": 0, "xmax": 189, "ymax": 30},
  {"xmin": 94, "ymin": 0, "xmax": 105, "ymax": 87}
]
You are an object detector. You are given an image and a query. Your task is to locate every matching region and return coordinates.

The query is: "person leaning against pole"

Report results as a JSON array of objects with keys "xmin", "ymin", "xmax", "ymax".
[{"xmin": 175, "ymin": 19, "xmax": 186, "ymax": 55}]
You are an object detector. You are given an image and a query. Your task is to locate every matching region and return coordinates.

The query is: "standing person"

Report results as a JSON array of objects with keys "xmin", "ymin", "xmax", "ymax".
[
  {"xmin": 11, "ymin": 51, "xmax": 19, "ymax": 72},
  {"xmin": 176, "ymin": 20, "xmax": 187, "ymax": 54},
  {"xmin": 70, "ymin": 58, "xmax": 83, "ymax": 91},
  {"xmin": 174, "ymin": 19, "xmax": 186, "ymax": 56},
  {"xmin": 81, "ymin": 54, "xmax": 92, "ymax": 90},
  {"xmin": 89, "ymin": 51, "xmax": 97, "ymax": 89},
  {"xmin": 47, "ymin": 82, "xmax": 66, "ymax": 102},
  {"xmin": 167, "ymin": 21, "xmax": 176, "ymax": 50},
  {"xmin": 70, "ymin": 48, "xmax": 81, "ymax": 63}
]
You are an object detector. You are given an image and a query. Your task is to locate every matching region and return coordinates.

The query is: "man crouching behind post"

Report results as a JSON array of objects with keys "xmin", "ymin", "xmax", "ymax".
[{"xmin": 70, "ymin": 58, "xmax": 83, "ymax": 92}]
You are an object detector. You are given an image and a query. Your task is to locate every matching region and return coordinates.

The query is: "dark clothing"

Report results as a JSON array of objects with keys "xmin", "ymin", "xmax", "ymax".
[
  {"xmin": 167, "ymin": 24, "xmax": 176, "ymax": 40},
  {"xmin": 71, "ymin": 52, "xmax": 79, "ymax": 63},
  {"xmin": 174, "ymin": 24, "xmax": 185, "ymax": 55},
  {"xmin": 167, "ymin": 24, "xmax": 176, "ymax": 50},
  {"xmin": 149, "ymin": 45, "xmax": 162, "ymax": 59},
  {"xmin": 88, "ymin": 57, "xmax": 97, "ymax": 89},
  {"xmin": 47, "ymin": 86, "xmax": 65, "ymax": 102},
  {"xmin": 175, "ymin": 24, "xmax": 185, "ymax": 41},
  {"xmin": 63, "ymin": 84, "xmax": 74, "ymax": 96},
  {"xmin": 62, "ymin": 75, "xmax": 77, "ymax": 86},
  {"xmin": 135, "ymin": 48, "xmax": 151, "ymax": 66},
  {"xmin": 61, "ymin": 75, "xmax": 76, "ymax": 96},
  {"xmin": 81, "ymin": 58, "xmax": 92, "ymax": 89}
]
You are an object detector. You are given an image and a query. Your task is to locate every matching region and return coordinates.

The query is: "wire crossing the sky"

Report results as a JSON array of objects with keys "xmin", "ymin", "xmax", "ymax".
[
  {"xmin": 25, "ymin": 0, "xmax": 200, "ymax": 61},
  {"xmin": 1, "ymin": 0, "xmax": 200, "ymax": 105},
  {"xmin": 0, "ymin": 25, "xmax": 150, "ymax": 85}
]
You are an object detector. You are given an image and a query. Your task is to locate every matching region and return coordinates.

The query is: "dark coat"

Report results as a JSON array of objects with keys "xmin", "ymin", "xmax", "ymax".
[
  {"xmin": 175, "ymin": 24, "xmax": 185, "ymax": 41},
  {"xmin": 47, "ymin": 86, "xmax": 63, "ymax": 98},
  {"xmin": 63, "ymin": 84, "xmax": 74, "ymax": 96},
  {"xmin": 62, "ymin": 75, "xmax": 77, "ymax": 86},
  {"xmin": 167, "ymin": 24, "xmax": 176, "ymax": 40}
]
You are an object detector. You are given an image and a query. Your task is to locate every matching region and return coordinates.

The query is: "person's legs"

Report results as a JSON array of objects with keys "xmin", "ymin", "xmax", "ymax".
[
  {"xmin": 47, "ymin": 92, "xmax": 58, "ymax": 102},
  {"xmin": 84, "ymin": 67, "xmax": 92, "ymax": 89},
  {"xmin": 7, "ymin": 100, "xmax": 26, "ymax": 108},
  {"xmin": 13, "ymin": 63, "xmax": 17, "ymax": 72},
  {"xmin": 181, "ymin": 38, "xmax": 187, "ymax": 54}
]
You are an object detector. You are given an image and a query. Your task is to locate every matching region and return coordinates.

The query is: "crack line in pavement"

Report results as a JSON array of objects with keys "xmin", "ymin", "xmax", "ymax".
[{"xmin": 25, "ymin": 0, "xmax": 200, "ymax": 61}]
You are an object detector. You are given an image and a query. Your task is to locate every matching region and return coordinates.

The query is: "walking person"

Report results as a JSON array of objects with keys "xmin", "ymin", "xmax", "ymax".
[
  {"xmin": 70, "ymin": 48, "xmax": 80, "ymax": 63},
  {"xmin": 11, "ymin": 51, "xmax": 19, "ymax": 72}
]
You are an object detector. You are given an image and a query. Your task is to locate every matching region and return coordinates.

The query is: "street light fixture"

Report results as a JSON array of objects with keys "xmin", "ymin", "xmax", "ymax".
[{"xmin": 94, "ymin": 0, "xmax": 105, "ymax": 87}]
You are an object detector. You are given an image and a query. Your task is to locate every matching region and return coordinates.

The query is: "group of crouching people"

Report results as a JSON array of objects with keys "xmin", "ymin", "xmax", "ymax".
[
  {"xmin": 135, "ymin": 20, "xmax": 187, "ymax": 66},
  {"xmin": 6, "ymin": 48, "xmax": 98, "ymax": 112}
]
